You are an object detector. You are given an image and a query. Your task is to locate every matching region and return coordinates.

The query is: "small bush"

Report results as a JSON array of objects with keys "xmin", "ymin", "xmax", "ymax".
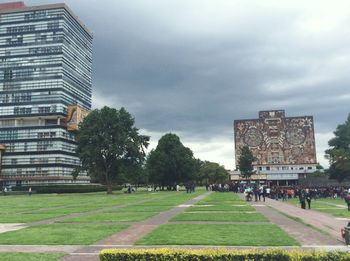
[
  {"xmin": 100, "ymin": 248, "xmax": 350, "ymax": 261},
  {"xmin": 12, "ymin": 184, "xmax": 123, "ymax": 194}
]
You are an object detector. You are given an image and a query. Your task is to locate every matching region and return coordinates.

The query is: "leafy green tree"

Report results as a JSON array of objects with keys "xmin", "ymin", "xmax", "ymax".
[
  {"xmin": 197, "ymin": 161, "xmax": 228, "ymax": 184},
  {"xmin": 325, "ymin": 115, "xmax": 350, "ymax": 182},
  {"xmin": 119, "ymin": 164, "xmax": 148, "ymax": 188},
  {"xmin": 146, "ymin": 133, "xmax": 196, "ymax": 189},
  {"xmin": 75, "ymin": 106, "xmax": 149, "ymax": 194},
  {"xmin": 238, "ymin": 145, "xmax": 256, "ymax": 180}
]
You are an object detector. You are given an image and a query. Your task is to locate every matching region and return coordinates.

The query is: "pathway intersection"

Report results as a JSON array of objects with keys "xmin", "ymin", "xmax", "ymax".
[{"xmin": 0, "ymin": 191, "xmax": 349, "ymax": 261}]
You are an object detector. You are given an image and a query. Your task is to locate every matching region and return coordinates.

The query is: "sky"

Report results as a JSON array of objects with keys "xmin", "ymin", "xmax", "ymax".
[{"xmin": 14, "ymin": 0, "xmax": 350, "ymax": 169}]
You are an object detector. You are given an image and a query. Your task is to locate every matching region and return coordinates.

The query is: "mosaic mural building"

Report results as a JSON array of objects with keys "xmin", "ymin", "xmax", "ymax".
[{"xmin": 233, "ymin": 110, "xmax": 317, "ymax": 185}]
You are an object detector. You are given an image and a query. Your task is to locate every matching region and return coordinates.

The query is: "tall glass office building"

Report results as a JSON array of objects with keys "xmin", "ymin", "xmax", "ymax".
[{"xmin": 0, "ymin": 2, "xmax": 92, "ymax": 186}]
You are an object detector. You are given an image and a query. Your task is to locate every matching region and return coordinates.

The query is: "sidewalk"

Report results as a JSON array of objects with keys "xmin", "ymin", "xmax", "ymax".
[{"xmin": 246, "ymin": 196, "xmax": 346, "ymax": 245}]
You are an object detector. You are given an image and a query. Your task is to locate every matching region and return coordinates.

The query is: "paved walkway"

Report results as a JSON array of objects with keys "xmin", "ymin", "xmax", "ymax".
[
  {"xmin": 243, "ymin": 196, "xmax": 345, "ymax": 246},
  {"xmin": 0, "ymin": 223, "xmax": 27, "ymax": 234}
]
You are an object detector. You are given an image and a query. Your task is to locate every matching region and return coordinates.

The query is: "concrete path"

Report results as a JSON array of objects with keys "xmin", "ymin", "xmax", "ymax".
[
  {"xmin": 0, "ymin": 223, "xmax": 27, "ymax": 234},
  {"xmin": 244, "ymin": 196, "xmax": 345, "ymax": 245},
  {"xmin": 0, "ymin": 245, "xmax": 83, "ymax": 253},
  {"xmin": 264, "ymin": 198, "xmax": 347, "ymax": 242}
]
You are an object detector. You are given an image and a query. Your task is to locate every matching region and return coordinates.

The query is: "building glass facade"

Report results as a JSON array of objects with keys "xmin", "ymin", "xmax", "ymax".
[{"xmin": 0, "ymin": 2, "xmax": 92, "ymax": 186}]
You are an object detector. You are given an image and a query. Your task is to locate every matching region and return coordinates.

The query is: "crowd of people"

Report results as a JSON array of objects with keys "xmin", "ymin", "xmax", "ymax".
[{"xmin": 207, "ymin": 182, "xmax": 350, "ymax": 211}]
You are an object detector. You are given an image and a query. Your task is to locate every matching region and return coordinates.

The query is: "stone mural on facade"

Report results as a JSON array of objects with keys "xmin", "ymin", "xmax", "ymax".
[{"xmin": 234, "ymin": 110, "xmax": 317, "ymax": 166}]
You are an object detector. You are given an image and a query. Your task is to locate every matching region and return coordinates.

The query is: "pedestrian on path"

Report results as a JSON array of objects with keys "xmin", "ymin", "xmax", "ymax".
[
  {"xmin": 345, "ymin": 193, "xmax": 350, "ymax": 211},
  {"xmin": 262, "ymin": 186, "xmax": 266, "ymax": 202},
  {"xmin": 306, "ymin": 191, "xmax": 312, "ymax": 209},
  {"xmin": 299, "ymin": 191, "xmax": 306, "ymax": 209}
]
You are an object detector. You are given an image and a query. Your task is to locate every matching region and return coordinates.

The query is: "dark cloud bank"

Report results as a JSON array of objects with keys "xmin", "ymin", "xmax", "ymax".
[{"xmin": 21, "ymin": 1, "xmax": 350, "ymax": 166}]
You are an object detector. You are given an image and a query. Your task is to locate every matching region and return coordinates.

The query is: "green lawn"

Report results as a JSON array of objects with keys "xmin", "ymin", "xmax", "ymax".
[
  {"xmin": 0, "ymin": 253, "xmax": 65, "ymax": 261},
  {"xmin": 61, "ymin": 212, "xmax": 158, "ymax": 223},
  {"xmin": 186, "ymin": 204, "xmax": 255, "ymax": 212},
  {"xmin": 0, "ymin": 224, "xmax": 128, "ymax": 245},
  {"xmin": 0, "ymin": 190, "xmax": 206, "ymax": 245},
  {"xmin": 171, "ymin": 212, "xmax": 267, "ymax": 222},
  {"xmin": 0, "ymin": 213, "xmax": 68, "ymax": 223},
  {"xmin": 0, "ymin": 190, "xmax": 204, "ymax": 223},
  {"xmin": 135, "ymin": 224, "xmax": 298, "ymax": 246},
  {"xmin": 117, "ymin": 205, "xmax": 173, "ymax": 212}
]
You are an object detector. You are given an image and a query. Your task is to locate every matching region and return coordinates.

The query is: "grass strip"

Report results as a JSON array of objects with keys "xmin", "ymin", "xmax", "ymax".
[
  {"xmin": 135, "ymin": 224, "xmax": 299, "ymax": 246},
  {"xmin": 171, "ymin": 212, "xmax": 267, "ymax": 222},
  {"xmin": 0, "ymin": 224, "xmax": 129, "ymax": 245}
]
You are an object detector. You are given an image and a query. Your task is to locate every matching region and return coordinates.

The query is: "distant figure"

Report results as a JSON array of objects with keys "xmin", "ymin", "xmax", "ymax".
[
  {"xmin": 299, "ymin": 191, "xmax": 306, "ymax": 209},
  {"xmin": 345, "ymin": 194, "xmax": 350, "ymax": 211},
  {"xmin": 3, "ymin": 187, "xmax": 7, "ymax": 196},
  {"xmin": 127, "ymin": 185, "xmax": 132, "ymax": 194},
  {"xmin": 306, "ymin": 191, "xmax": 311, "ymax": 209},
  {"xmin": 266, "ymin": 187, "xmax": 271, "ymax": 198},
  {"xmin": 28, "ymin": 187, "xmax": 32, "ymax": 196},
  {"xmin": 176, "ymin": 184, "xmax": 180, "ymax": 192},
  {"xmin": 262, "ymin": 186, "xmax": 266, "ymax": 202}
]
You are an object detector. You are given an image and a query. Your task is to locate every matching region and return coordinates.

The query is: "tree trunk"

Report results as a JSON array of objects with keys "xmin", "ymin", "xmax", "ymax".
[
  {"xmin": 106, "ymin": 182, "xmax": 113, "ymax": 194},
  {"xmin": 105, "ymin": 169, "xmax": 113, "ymax": 194}
]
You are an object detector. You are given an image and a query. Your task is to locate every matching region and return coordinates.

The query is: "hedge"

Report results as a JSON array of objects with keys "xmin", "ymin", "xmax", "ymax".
[
  {"xmin": 11, "ymin": 184, "xmax": 123, "ymax": 194},
  {"xmin": 100, "ymin": 248, "xmax": 350, "ymax": 261}
]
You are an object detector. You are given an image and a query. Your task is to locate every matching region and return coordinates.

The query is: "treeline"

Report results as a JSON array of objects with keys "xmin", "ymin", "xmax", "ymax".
[{"xmin": 75, "ymin": 107, "xmax": 228, "ymax": 193}]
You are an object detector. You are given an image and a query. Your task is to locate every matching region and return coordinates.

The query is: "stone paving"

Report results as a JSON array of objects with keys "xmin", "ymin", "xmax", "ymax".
[
  {"xmin": 262, "ymin": 197, "xmax": 348, "ymax": 242},
  {"xmin": 0, "ymin": 223, "xmax": 27, "ymax": 234}
]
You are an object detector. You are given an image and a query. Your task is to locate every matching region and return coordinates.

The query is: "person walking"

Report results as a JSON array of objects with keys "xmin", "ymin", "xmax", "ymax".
[
  {"xmin": 345, "ymin": 193, "xmax": 350, "ymax": 211},
  {"xmin": 262, "ymin": 186, "xmax": 266, "ymax": 202},
  {"xmin": 299, "ymin": 191, "xmax": 306, "ymax": 209},
  {"xmin": 28, "ymin": 187, "xmax": 32, "ymax": 196},
  {"xmin": 254, "ymin": 186, "xmax": 259, "ymax": 202},
  {"xmin": 306, "ymin": 191, "xmax": 312, "ymax": 209}
]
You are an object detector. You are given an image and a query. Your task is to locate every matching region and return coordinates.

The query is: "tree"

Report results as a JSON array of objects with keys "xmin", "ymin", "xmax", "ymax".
[
  {"xmin": 238, "ymin": 145, "xmax": 256, "ymax": 180},
  {"xmin": 146, "ymin": 133, "xmax": 196, "ymax": 189},
  {"xmin": 197, "ymin": 161, "xmax": 228, "ymax": 184},
  {"xmin": 119, "ymin": 164, "xmax": 148, "ymax": 187},
  {"xmin": 325, "ymin": 115, "xmax": 350, "ymax": 182},
  {"xmin": 75, "ymin": 106, "xmax": 149, "ymax": 194}
]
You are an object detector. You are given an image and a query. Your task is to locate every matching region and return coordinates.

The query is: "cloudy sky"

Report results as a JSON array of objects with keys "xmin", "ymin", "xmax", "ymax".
[{"xmin": 20, "ymin": 0, "xmax": 350, "ymax": 169}]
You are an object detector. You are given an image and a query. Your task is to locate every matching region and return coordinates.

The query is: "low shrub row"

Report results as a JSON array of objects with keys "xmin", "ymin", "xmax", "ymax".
[
  {"xmin": 100, "ymin": 248, "xmax": 350, "ymax": 261},
  {"xmin": 12, "ymin": 184, "xmax": 123, "ymax": 194}
]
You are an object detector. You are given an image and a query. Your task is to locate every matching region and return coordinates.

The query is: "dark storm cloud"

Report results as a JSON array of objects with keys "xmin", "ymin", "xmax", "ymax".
[{"xmin": 19, "ymin": 1, "xmax": 350, "ymax": 166}]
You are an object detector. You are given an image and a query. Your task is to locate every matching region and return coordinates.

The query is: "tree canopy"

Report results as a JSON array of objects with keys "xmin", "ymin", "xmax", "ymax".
[
  {"xmin": 75, "ymin": 106, "xmax": 149, "ymax": 193},
  {"xmin": 196, "ymin": 161, "xmax": 228, "ymax": 184},
  {"xmin": 325, "ymin": 115, "xmax": 350, "ymax": 182},
  {"xmin": 146, "ymin": 133, "xmax": 197, "ymax": 189},
  {"xmin": 238, "ymin": 145, "xmax": 256, "ymax": 180}
]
